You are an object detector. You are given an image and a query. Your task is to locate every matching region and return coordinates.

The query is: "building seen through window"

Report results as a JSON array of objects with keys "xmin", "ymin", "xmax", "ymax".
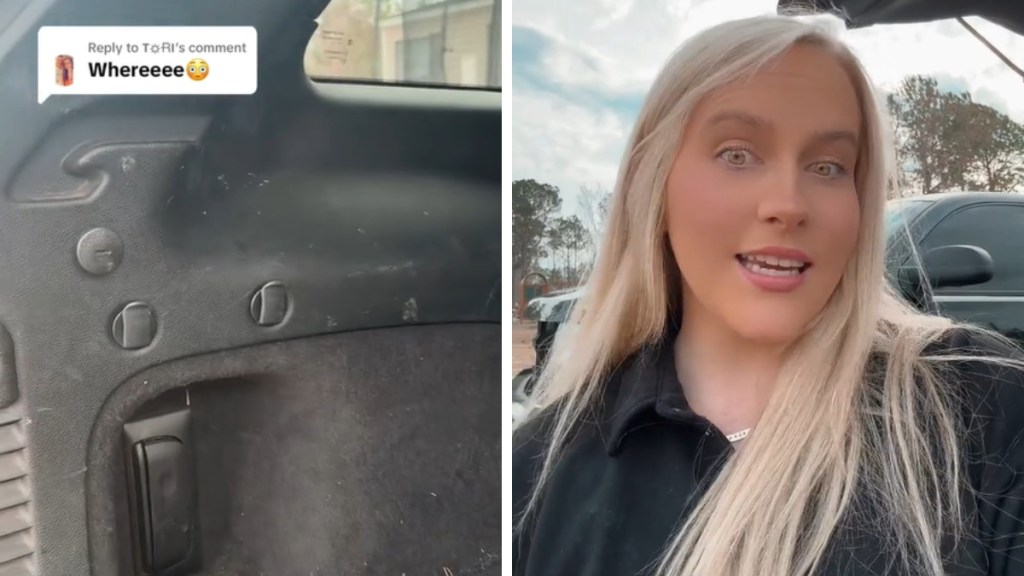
[{"xmin": 304, "ymin": 0, "xmax": 500, "ymax": 89}]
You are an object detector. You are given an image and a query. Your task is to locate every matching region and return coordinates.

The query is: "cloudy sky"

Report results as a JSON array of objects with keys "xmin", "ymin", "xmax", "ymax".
[{"xmin": 508, "ymin": 0, "xmax": 1024, "ymax": 217}]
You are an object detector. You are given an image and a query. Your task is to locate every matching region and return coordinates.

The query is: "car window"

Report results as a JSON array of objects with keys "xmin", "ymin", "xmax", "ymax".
[
  {"xmin": 304, "ymin": 0, "xmax": 500, "ymax": 89},
  {"xmin": 921, "ymin": 204, "xmax": 1024, "ymax": 292},
  {"xmin": 883, "ymin": 199, "xmax": 933, "ymax": 273},
  {"xmin": 885, "ymin": 200, "xmax": 931, "ymax": 238}
]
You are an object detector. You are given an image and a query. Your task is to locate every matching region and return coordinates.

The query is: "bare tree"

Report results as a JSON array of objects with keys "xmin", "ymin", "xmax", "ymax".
[
  {"xmin": 963, "ymin": 102, "xmax": 1024, "ymax": 192},
  {"xmin": 886, "ymin": 93, "xmax": 913, "ymax": 197},
  {"xmin": 888, "ymin": 76, "xmax": 977, "ymax": 195},
  {"xmin": 546, "ymin": 216, "xmax": 590, "ymax": 285},
  {"xmin": 577, "ymin": 184, "xmax": 612, "ymax": 266}
]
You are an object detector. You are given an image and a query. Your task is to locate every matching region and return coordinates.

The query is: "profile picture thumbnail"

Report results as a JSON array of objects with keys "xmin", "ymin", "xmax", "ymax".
[{"xmin": 55, "ymin": 54, "xmax": 74, "ymax": 87}]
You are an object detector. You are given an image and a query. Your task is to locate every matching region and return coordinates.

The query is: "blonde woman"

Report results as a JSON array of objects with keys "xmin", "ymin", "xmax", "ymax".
[{"xmin": 512, "ymin": 15, "xmax": 1024, "ymax": 576}]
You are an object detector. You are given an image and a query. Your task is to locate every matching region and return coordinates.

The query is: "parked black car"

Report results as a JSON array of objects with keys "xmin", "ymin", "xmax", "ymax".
[
  {"xmin": 513, "ymin": 192, "xmax": 1024, "ymax": 402},
  {"xmin": 888, "ymin": 192, "xmax": 1024, "ymax": 341}
]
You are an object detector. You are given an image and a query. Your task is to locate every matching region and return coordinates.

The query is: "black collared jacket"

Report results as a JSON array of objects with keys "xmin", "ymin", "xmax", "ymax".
[{"xmin": 512, "ymin": 330, "xmax": 1024, "ymax": 575}]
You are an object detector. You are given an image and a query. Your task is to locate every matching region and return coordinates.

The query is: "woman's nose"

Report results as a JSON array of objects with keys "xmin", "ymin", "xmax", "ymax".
[{"xmin": 756, "ymin": 167, "xmax": 809, "ymax": 229}]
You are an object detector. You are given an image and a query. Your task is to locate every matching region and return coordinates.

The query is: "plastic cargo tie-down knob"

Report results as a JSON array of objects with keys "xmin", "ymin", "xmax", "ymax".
[{"xmin": 250, "ymin": 281, "xmax": 288, "ymax": 326}]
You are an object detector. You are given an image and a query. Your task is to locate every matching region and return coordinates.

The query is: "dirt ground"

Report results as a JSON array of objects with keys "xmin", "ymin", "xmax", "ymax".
[{"xmin": 512, "ymin": 322, "xmax": 536, "ymax": 375}]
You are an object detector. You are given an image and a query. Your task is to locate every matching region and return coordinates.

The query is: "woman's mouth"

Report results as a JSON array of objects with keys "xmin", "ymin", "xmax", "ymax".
[
  {"xmin": 735, "ymin": 251, "xmax": 812, "ymax": 292},
  {"xmin": 736, "ymin": 253, "xmax": 811, "ymax": 277}
]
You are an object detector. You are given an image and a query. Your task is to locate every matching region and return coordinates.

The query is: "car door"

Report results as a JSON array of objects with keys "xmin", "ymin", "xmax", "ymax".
[
  {"xmin": 0, "ymin": 0, "xmax": 501, "ymax": 574},
  {"xmin": 918, "ymin": 202, "xmax": 1024, "ymax": 344}
]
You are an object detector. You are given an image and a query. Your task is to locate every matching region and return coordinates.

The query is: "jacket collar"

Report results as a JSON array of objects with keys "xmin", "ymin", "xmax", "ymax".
[{"xmin": 598, "ymin": 322, "xmax": 707, "ymax": 455}]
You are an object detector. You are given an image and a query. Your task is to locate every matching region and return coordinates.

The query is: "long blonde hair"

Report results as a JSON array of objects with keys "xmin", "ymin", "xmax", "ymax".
[{"xmin": 516, "ymin": 15, "xmax": 1013, "ymax": 576}]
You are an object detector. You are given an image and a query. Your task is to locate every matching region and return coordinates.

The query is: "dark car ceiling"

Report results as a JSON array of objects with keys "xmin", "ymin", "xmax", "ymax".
[{"xmin": 777, "ymin": 0, "xmax": 1024, "ymax": 35}]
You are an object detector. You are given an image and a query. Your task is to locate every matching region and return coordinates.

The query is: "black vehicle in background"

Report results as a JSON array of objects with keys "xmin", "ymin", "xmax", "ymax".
[
  {"xmin": 513, "ymin": 192, "xmax": 1024, "ymax": 403},
  {"xmin": 889, "ymin": 192, "xmax": 1024, "ymax": 341}
]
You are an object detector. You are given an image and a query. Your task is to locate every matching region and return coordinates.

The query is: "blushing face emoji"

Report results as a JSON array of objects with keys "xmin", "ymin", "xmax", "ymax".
[{"xmin": 186, "ymin": 58, "xmax": 209, "ymax": 81}]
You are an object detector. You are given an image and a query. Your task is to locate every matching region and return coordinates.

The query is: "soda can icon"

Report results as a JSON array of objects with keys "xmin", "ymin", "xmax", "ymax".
[{"xmin": 55, "ymin": 55, "xmax": 74, "ymax": 87}]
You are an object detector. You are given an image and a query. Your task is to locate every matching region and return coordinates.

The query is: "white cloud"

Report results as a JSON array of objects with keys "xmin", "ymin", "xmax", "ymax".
[
  {"xmin": 509, "ymin": 1, "xmax": 1024, "ymax": 214},
  {"xmin": 840, "ymin": 18, "xmax": 1024, "ymax": 120},
  {"xmin": 506, "ymin": 89, "xmax": 629, "ymax": 209}
]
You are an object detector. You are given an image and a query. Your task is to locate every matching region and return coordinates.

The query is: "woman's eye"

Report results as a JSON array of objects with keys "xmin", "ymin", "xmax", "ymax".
[
  {"xmin": 810, "ymin": 161, "xmax": 846, "ymax": 178},
  {"xmin": 717, "ymin": 148, "xmax": 755, "ymax": 167}
]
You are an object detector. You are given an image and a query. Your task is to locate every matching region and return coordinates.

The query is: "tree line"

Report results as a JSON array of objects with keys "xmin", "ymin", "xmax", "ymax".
[
  {"xmin": 512, "ymin": 180, "xmax": 609, "ymax": 292},
  {"xmin": 889, "ymin": 75, "xmax": 1024, "ymax": 195},
  {"xmin": 513, "ymin": 74, "xmax": 1024, "ymax": 290}
]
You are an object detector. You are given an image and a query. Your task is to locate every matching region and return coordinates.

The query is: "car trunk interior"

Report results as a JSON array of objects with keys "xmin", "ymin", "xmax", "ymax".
[{"xmin": 0, "ymin": 0, "xmax": 501, "ymax": 574}]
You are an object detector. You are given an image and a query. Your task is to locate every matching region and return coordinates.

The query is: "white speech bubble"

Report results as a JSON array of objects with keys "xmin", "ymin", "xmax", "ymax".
[{"xmin": 38, "ymin": 26, "xmax": 258, "ymax": 103}]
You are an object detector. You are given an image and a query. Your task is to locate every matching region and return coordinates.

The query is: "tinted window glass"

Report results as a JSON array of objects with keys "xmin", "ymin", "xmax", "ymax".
[
  {"xmin": 884, "ymin": 199, "xmax": 933, "ymax": 272},
  {"xmin": 885, "ymin": 199, "xmax": 931, "ymax": 239},
  {"xmin": 921, "ymin": 203, "xmax": 1024, "ymax": 293}
]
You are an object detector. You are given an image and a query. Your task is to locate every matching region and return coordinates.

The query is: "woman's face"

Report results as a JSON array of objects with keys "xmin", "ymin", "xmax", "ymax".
[{"xmin": 665, "ymin": 44, "xmax": 863, "ymax": 346}]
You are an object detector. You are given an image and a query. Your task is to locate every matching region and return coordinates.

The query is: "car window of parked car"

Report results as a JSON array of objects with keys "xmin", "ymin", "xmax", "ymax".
[
  {"xmin": 921, "ymin": 203, "xmax": 1024, "ymax": 293},
  {"xmin": 885, "ymin": 199, "xmax": 931, "ymax": 238},
  {"xmin": 884, "ymin": 199, "xmax": 934, "ymax": 271}
]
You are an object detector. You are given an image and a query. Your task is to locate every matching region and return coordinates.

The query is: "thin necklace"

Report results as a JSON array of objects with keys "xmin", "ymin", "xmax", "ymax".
[{"xmin": 726, "ymin": 428, "xmax": 751, "ymax": 443}]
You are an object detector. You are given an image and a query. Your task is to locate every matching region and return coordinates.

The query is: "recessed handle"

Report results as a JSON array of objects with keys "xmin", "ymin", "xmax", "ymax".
[{"xmin": 124, "ymin": 408, "xmax": 198, "ymax": 575}]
